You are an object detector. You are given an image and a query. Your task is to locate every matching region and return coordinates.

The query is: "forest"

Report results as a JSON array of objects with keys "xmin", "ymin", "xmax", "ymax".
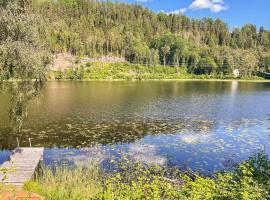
[
  {"xmin": 1, "ymin": 0, "xmax": 270, "ymax": 77},
  {"xmin": 25, "ymin": 0, "xmax": 270, "ymax": 77}
]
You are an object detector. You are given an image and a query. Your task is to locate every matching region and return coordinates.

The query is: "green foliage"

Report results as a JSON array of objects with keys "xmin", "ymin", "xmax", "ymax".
[
  {"xmin": 97, "ymin": 170, "xmax": 183, "ymax": 199},
  {"xmin": 51, "ymin": 62, "xmax": 195, "ymax": 80},
  {"xmin": 24, "ymin": 163, "xmax": 103, "ymax": 200},
  {"xmin": 183, "ymin": 152, "xmax": 270, "ymax": 200},
  {"xmin": 0, "ymin": 1, "xmax": 51, "ymax": 81},
  {"xmin": 1, "ymin": 0, "xmax": 270, "ymax": 78},
  {"xmin": 27, "ymin": 0, "xmax": 270, "ymax": 77},
  {"xmin": 0, "ymin": 161, "xmax": 15, "ymax": 182},
  {"xmin": 25, "ymin": 152, "xmax": 270, "ymax": 200},
  {"xmin": 196, "ymin": 57, "xmax": 218, "ymax": 75},
  {"xmin": 0, "ymin": 0, "xmax": 52, "ymax": 132},
  {"xmin": 50, "ymin": 62, "xmax": 265, "ymax": 80}
]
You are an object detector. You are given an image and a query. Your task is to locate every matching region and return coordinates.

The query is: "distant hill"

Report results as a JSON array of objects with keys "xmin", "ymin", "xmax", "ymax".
[{"xmin": 28, "ymin": 0, "xmax": 270, "ymax": 76}]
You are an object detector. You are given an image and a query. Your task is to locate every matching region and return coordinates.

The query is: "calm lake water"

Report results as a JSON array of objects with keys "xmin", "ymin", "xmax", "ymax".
[{"xmin": 0, "ymin": 81, "xmax": 270, "ymax": 173}]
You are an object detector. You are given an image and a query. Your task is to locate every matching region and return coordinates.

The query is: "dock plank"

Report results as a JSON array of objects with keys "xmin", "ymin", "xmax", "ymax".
[{"xmin": 0, "ymin": 147, "xmax": 44, "ymax": 186}]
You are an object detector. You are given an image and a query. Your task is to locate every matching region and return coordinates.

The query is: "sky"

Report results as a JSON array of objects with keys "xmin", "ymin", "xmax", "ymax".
[{"xmin": 118, "ymin": 0, "xmax": 270, "ymax": 29}]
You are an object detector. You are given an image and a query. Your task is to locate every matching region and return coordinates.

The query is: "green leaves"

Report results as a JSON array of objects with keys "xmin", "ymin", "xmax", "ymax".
[
  {"xmin": 0, "ymin": 1, "xmax": 52, "ymax": 81},
  {"xmin": 0, "ymin": 0, "xmax": 52, "ymax": 133},
  {"xmin": 25, "ymin": 152, "xmax": 270, "ymax": 200}
]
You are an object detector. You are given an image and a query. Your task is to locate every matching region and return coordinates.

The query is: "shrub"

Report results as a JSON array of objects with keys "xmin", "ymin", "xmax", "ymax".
[{"xmin": 25, "ymin": 152, "xmax": 270, "ymax": 199}]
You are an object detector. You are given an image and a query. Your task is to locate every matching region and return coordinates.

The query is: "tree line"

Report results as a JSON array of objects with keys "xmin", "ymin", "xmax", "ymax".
[{"xmin": 3, "ymin": 0, "xmax": 270, "ymax": 76}]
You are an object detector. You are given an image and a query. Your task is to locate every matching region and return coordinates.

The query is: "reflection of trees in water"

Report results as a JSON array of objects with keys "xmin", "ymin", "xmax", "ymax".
[
  {"xmin": 2, "ymin": 81, "xmax": 44, "ymax": 133},
  {"xmin": 0, "ymin": 118, "xmax": 214, "ymax": 150},
  {"xmin": 0, "ymin": 81, "xmax": 44, "ymax": 151},
  {"xmin": 0, "ymin": 1, "xmax": 51, "ymax": 139}
]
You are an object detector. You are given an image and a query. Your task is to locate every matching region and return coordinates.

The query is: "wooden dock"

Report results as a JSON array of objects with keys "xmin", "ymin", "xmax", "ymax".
[{"xmin": 0, "ymin": 148, "xmax": 44, "ymax": 186}]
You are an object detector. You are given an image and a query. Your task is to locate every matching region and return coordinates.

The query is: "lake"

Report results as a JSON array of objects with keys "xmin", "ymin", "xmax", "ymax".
[{"xmin": 0, "ymin": 81, "xmax": 270, "ymax": 174}]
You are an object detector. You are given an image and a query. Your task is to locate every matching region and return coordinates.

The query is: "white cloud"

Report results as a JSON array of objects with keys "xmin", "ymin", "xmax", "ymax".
[
  {"xmin": 171, "ymin": 8, "xmax": 187, "ymax": 14},
  {"xmin": 160, "ymin": 8, "xmax": 187, "ymax": 15},
  {"xmin": 129, "ymin": 144, "xmax": 167, "ymax": 166},
  {"xmin": 179, "ymin": 134, "xmax": 212, "ymax": 144},
  {"xmin": 163, "ymin": 0, "xmax": 228, "ymax": 15},
  {"xmin": 189, "ymin": 0, "xmax": 229, "ymax": 13},
  {"xmin": 210, "ymin": 3, "xmax": 228, "ymax": 13},
  {"xmin": 168, "ymin": 8, "xmax": 187, "ymax": 15}
]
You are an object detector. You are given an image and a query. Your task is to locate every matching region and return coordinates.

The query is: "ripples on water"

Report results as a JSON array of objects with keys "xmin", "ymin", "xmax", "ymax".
[{"xmin": 0, "ymin": 81, "xmax": 270, "ymax": 174}]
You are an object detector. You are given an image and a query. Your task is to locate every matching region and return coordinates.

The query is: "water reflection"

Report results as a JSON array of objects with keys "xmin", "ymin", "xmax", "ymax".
[
  {"xmin": 0, "ymin": 81, "xmax": 270, "ymax": 173},
  {"xmin": 45, "ymin": 146, "xmax": 107, "ymax": 166},
  {"xmin": 0, "ymin": 118, "xmax": 214, "ymax": 149},
  {"xmin": 129, "ymin": 144, "xmax": 167, "ymax": 166},
  {"xmin": 179, "ymin": 134, "xmax": 211, "ymax": 144}
]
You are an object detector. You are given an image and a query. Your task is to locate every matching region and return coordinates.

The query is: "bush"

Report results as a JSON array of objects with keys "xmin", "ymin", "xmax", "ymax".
[{"xmin": 23, "ymin": 152, "xmax": 270, "ymax": 200}]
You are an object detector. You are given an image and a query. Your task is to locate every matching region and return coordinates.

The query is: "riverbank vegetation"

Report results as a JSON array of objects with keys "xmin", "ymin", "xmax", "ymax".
[
  {"xmin": 50, "ymin": 62, "xmax": 264, "ymax": 81},
  {"xmin": 23, "ymin": 152, "xmax": 270, "ymax": 200},
  {"xmin": 51, "ymin": 62, "xmax": 193, "ymax": 80}
]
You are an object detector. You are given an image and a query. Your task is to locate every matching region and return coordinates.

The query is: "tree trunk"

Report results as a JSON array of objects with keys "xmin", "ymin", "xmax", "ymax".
[
  {"xmin": 177, "ymin": 56, "xmax": 180, "ymax": 66},
  {"xmin": 106, "ymin": 40, "xmax": 109, "ymax": 55},
  {"xmin": 163, "ymin": 55, "xmax": 166, "ymax": 66}
]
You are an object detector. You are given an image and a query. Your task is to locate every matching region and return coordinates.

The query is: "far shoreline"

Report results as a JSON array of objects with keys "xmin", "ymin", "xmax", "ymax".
[{"xmin": 48, "ymin": 78, "xmax": 270, "ymax": 83}]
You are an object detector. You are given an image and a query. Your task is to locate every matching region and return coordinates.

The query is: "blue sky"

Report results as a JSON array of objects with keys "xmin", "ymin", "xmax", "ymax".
[{"xmin": 118, "ymin": 0, "xmax": 270, "ymax": 29}]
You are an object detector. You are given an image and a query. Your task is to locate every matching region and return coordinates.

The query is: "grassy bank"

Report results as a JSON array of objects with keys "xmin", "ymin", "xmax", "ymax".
[
  {"xmin": 22, "ymin": 152, "xmax": 270, "ymax": 200},
  {"xmin": 49, "ymin": 62, "xmax": 265, "ymax": 81}
]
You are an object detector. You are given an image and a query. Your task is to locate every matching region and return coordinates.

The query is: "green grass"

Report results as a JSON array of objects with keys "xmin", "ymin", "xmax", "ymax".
[
  {"xmin": 25, "ymin": 163, "xmax": 103, "ymax": 200},
  {"xmin": 50, "ymin": 62, "xmax": 192, "ymax": 80},
  {"xmin": 23, "ymin": 152, "xmax": 270, "ymax": 200},
  {"xmin": 49, "ymin": 62, "xmax": 265, "ymax": 81}
]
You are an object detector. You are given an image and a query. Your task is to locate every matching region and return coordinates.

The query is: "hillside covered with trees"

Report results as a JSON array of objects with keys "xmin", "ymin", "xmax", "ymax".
[
  {"xmin": 27, "ymin": 0, "xmax": 270, "ymax": 77},
  {"xmin": 1, "ymin": 0, "xmax": 270, "ymax": 78}
]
